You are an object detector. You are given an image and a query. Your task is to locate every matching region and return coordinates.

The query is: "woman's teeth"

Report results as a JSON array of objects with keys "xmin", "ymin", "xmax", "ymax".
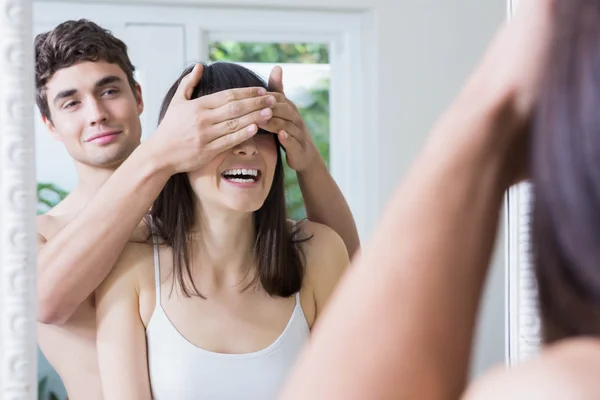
[{"xmin": 222, "ymin": 168, "xmax": 259, "ymax": 182}]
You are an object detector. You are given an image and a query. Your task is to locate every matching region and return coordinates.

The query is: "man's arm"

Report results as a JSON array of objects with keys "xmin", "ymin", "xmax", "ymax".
[
  {"xmin": 263, "ymin": 66, "xmax": 360, "ymax": 259},
  {"xmin": 297, "ymin": 159, "xmax": 360, "ymax": 260},
  {"xmin": 37, "ymin": 65, "xmax": 277, "ymax": 325},
  {"xmin": 37, "ymin": 144, "xmax": 168, "ymax": 325}
]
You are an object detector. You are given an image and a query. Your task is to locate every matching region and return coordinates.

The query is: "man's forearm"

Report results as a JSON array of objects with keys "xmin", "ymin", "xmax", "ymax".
[
  {"xmin": 37, "ymin": 141, "xmax": 170, "ymax": 324},
  {"xmin": 280, "ymin": 92, "xmax": 513, "ymax": 400},
  {"xmin": 297, "ymin": 159, "xmax": 360, "ymax": 259}
]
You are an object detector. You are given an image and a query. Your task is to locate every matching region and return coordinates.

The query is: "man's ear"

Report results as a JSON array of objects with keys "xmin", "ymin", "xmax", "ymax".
[
  {"xmin": 42, "ymin": 114, "xmax": 61, "ymax": 142},
  {"xmin": 134, "ymin": 82, "xmax": 144, "ymax": 115}
]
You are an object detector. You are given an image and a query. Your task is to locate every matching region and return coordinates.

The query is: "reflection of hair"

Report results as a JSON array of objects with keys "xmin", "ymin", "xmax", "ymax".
[
  {"xmin": 34, "ymin": 19, "xmax": 137, "ymax": 120},
  {"xmin": 148, "ymin": 62, "xmax": 310, "ymax": 299},
  {"xmin": 532, "ymin": 2, "xmax": 600, "ymax": 343}
]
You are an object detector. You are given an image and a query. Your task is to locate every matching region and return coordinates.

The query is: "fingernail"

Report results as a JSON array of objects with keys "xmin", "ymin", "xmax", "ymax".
[
  {"xmin": 261, "ymin": 108, "xmax": 272, "ymax": 117},
  {"xmin": 247, "ymin": 124, "xmax": 256, "ymax": 133},
  {"xmin": 257, "ymin": 87, "xmax": 267, "ymax": 95},
  {"xmin": 282, "ymin": 131, "xmax": 289, "ymax": 139},
  {"xmin": 266, "ymin": 96, "xmax": 276, "ymax": 106}
]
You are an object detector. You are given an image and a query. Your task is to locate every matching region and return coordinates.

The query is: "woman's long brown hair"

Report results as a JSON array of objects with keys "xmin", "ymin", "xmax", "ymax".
[{"xmin": 532, "ymin": 0, "xmax": 600, "ymax": 343}]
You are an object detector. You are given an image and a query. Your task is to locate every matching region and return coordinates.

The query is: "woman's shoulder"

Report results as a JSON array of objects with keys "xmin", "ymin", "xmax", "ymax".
[
  {"xmin": 462, "ymin": 338, "xmax": 600, "ymax": 400},
  {"xmin": 98, "ymin": 241, "xmax": 156, "ymax": 294},
  {"xmin": 290, "ymin": 219, "xmax": 347, "ymax": 258},
  {"xmin": 291, "ymin": 219, "xmax": 350, "ymax": 293}
]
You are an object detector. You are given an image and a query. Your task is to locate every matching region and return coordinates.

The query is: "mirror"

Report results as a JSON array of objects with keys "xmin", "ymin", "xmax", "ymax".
[
  {"xmin": 0, "ymin": 1, "xmax": 533, "ymax": 399},
  {"xmin": 3, "ymin": 1, "xmax": 374, "ymax": 399}
]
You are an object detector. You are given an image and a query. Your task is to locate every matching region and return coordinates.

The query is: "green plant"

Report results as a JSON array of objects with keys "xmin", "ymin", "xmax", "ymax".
[
  {"xmin": 38, "ymin": 376, "xmax": 61, "ymax": 400},
  {"xmin": 37, "ymin": 182, "xmax": 69, "ymax": 214}
]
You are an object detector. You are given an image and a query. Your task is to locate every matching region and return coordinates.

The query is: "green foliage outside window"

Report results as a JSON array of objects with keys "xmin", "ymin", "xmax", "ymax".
[{"xmin": 209, "ymin": 42, "xmax": 329, "ymax": 64}]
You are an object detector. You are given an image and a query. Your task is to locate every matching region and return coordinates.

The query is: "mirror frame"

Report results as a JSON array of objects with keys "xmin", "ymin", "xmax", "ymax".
[
  {"xmin": 504, "ymin": 0, "xmax": 543, "ymax": 369},
  {"xmin": 0, "ymin": 0, "xmax": 38, "ymax": 398}
]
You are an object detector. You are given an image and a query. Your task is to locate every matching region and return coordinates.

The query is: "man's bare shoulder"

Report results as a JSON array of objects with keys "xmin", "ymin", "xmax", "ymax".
[
  {"xmin": 463, "ymin": 338, "xmax": 600, "ymax": 400},
  {"xmin": 37, "ymin": 212, "xmax": 74, "ymax": 242},
  {"xmin": 37, "ymin": 210, "xmax": 151, "ymax": 245}
]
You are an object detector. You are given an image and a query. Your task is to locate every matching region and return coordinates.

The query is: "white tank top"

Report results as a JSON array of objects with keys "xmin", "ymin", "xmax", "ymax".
[{"xmin": 146, "ymin": 237, "xmax": 311, "ymax": 400}]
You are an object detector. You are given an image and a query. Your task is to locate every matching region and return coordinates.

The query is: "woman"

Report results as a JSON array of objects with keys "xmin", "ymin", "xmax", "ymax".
[
  {"xmin": 95, "ymin": 62, "xmax": 349, "ymax": 399},
  {"xmin": 279, "ymin": 0, "xmax": 600, "ymax": 399}
]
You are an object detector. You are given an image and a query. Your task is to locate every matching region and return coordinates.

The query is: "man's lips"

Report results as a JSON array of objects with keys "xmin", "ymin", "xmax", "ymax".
[{"xmin": 86, "ymin": 131, "xmax": 121, "ymax": 143}]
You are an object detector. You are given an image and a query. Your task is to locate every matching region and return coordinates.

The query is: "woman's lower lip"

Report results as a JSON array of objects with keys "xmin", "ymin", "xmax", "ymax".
[{"xmin": 222, "ymin": 177, "xmax": 260, "ymax": 188}]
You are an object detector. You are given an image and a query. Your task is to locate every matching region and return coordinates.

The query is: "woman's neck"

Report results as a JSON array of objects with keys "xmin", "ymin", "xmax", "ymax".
[{"xmin": 190, "ymin": 203, "xmax": 257, "ymax": 289}]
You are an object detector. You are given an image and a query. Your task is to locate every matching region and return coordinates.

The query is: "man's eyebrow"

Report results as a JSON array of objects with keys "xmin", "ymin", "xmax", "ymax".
[
  {"xmin": 52, "ymin": 75, "xmax": 123, "ymax": 106},
  {"xmin": 95, "ymin": 75, "xmax": 122, "ymax": 88},
  {"xmin": 53, "ymin": 89, "xmax": 77, "ymax": 106}
]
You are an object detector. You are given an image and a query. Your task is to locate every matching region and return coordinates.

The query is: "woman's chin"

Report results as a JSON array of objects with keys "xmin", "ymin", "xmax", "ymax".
[{"xmin": 222, "ymin": 198, "xmax": 265, "ymax": 214}]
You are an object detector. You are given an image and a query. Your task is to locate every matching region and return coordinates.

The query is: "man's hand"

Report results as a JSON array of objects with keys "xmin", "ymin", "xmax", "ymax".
[
  {"xmin": 260, "ymin": 66, "xmax": 321, "ymax": 172},
  {"xmin": 149, "ymin": 63, "xmax": 277, "ymax": 175}
]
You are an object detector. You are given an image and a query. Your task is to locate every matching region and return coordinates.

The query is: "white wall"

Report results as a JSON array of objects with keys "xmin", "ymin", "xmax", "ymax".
[{"xmin": 36, "ymin": 0, "xmax": 507, "ymax": 380}]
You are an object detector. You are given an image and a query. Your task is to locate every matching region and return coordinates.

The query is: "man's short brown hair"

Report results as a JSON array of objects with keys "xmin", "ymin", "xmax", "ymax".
[{"xmin": 35, "ymin": 19, "xmax": 137, "ymax": 120}]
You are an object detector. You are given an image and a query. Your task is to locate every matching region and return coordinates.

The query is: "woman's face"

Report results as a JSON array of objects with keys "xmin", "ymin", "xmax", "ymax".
[{"xmin": 187, "ymin": 133, "xmax": 279, "ymax": 214}]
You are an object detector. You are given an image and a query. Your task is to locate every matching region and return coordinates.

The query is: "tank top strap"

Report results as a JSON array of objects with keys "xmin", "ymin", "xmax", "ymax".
[
  {"xmin": 152, "ymin": 235, "xmax": 162, "ymax": 308},
  {"xmin": 295, "ymin": 291, "xmax": 301, "ymax": 307}
]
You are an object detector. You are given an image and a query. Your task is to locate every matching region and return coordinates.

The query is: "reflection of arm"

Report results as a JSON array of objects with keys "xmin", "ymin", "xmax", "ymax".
[
  {"xmin": 37, "ymin": 143, "xmax": 170, "ymax": 325},
  {"xmin": 96, "ymin": 243, "xmax": 153, "ymax": 400},
  {"xmin": 303, "ymin": 221, "xmax": 350, "ymax": 321},
  {"xmin": 298, "ymin": 159, "xmax": 360, "ymax": 260}
]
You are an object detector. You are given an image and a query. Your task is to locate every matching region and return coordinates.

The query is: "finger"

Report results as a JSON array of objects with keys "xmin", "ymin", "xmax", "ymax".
[
  {"xmin": 208, "ymin": 124, "xmax": 259, "ymax": 153},
  {"xmin": 259, "ymin": 117, "xmax": 301, "ymax": 138},
  {"xmin": 209, "ymin": 108, "xmax": 274, "ymax": 140},
  {"xmin": 268, "ymin": 102, "xmax": 298, "ymax": 123},
  {"xmin": 268, "ymin": 66, "xmax": 284, "ymax": 94},
  {"xmin": 265, "ymin": 92, "xmax": 288, "ymax": 104},
  {"xmin": 266, "ymin": 92, "xmax": 299, "ymax": 114},
  {"xmin": 207, "ymin": 94, "xmax": 276, "ymax": 124},
  {"xmin": 175, "ymin": 63, "xmax": 204, "ymax": 101},
  {"xmin": 199, "ymin": 86, "xmax": 268, "ymax": 109},
  {"xmin": 277, "ymin": 130, "xmax": 302, "ymax": 153}
]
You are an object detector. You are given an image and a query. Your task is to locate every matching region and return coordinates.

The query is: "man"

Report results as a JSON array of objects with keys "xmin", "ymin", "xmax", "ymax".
[{"xmin": 35, "ymin": 19, "xmax": 359, "ymax": 399}]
